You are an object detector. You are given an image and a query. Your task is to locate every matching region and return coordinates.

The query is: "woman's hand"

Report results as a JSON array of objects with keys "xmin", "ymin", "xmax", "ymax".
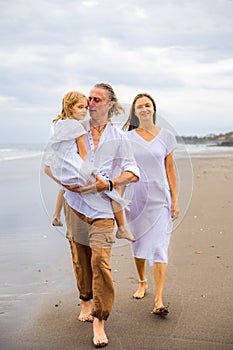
[{"xmin": 171, "ymin": 201, "xmax": 179, "ymax": 221}]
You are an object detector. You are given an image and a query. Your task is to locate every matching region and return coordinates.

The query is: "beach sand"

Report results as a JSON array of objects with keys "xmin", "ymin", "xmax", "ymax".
[{"xmin": 1, "ymin": 155, "xmax": 233, "ymax": 349}]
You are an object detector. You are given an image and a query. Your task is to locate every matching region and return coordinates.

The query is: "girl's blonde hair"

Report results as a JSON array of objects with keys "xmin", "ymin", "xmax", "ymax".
[{"xmin": 53, "ymin": 91, "xmax": 88, "ymax": 122}]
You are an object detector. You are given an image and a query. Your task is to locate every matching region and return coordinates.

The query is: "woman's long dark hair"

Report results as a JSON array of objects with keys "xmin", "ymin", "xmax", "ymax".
[{"xmin": 122, "ymin": 93, "xmax": 156, "ymax": 131}]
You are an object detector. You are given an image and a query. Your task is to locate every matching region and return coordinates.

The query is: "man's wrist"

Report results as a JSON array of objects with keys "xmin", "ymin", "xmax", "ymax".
[
  {"xmin": 112, "ymin": 179, "xmax": 117, "ymax": 188},
  {"xmin": 108, "ymin": 180, "xmax": 113, "ymax": 191}
]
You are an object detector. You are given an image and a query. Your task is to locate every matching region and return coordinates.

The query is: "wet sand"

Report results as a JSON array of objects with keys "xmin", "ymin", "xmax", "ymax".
[{"xmin": 1, "ymin": 155, "xmax": 233, "ymax": 349}]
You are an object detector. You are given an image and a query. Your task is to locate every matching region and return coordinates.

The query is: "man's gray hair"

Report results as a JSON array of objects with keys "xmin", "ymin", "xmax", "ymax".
[{"xmin": 94, "ymin": 83, "xmax": 125, "ymax": 118}]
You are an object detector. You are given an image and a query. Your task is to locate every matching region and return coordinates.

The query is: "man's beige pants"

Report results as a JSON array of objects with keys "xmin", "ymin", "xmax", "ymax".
[{"xmin": 64, "ymin": 200, "xmax": 115, "ymax": 320}]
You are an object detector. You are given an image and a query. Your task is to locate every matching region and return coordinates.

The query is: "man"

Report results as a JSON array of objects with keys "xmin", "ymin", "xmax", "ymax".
[{"xmin": 46, "ymin": 83, "xmax": 139, "ymax": 348}]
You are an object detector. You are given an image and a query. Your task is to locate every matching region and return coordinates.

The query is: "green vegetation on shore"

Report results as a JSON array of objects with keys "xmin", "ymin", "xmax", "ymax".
[{"xmin": 177, "ymin": 131, "xmax": 233, "ymax": 145}]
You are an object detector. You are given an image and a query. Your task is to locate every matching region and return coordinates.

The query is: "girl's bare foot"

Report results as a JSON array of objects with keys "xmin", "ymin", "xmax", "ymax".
[
  {"xmin": 93, "ymin": 318, "xmax": 108, "ymax": 348},
  {"xmin": 133, "ymin": 278, "xmax": 148, "ymax": 299},
  {"xmin": 116, "ymin": 226, "xmax": 136, "ymax": 242},
  {"xmin": 77, "ymin": 300, "xmax": 93, "ymax": 322}
]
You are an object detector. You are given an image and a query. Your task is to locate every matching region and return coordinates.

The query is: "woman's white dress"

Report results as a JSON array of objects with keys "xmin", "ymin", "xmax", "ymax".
[{"xmin": 125, "ymin": 128, "xmax": 177, "ymax": 265}]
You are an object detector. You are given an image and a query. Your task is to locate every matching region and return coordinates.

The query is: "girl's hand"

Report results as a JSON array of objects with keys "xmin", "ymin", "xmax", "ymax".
[{"xmin": 63, "ymin": 184, "xmax": 81, "ymax": 192}]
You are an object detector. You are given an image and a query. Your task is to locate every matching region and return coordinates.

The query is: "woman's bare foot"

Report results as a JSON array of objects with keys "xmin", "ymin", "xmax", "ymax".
[
  {"xmin": 93, "ymin": 318, "xmax": 108, "ymax": 348},
  {"xmin": 152, "ymin": 304, "xmax": 169, "ymax": 316},
  {"xmin": 133, "ymin": 278, "xmax": 148, "ymax": 299},
  {"xmin": 77, "ymin": 300, "xmax": 93, "ymax": 322},
  {"xmin": 154, "ymin": 299, "xmax": 164, "ymax": 310},
  {"xmin": 116, "ymin": 226, "xmax": 136, "ymax": 242}
]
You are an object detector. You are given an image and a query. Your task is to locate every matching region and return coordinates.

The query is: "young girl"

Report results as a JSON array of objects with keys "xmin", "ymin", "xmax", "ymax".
[{"xmin": 45, "ymin": 91, "xmax": 135, "ymax": 242}]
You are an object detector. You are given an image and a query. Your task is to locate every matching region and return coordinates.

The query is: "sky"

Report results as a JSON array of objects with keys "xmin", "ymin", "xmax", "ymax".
[{"xmin": 0, "ymin": 0, "xmax": 233, "ymax": 144}]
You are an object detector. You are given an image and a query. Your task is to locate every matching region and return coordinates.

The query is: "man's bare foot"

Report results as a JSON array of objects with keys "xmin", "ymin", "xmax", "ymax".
[
  {"xmin": 77, "ymin": 300, "xmax": 93, "ymax": 322},
  {"xmin": 133, "ymin": 278, "xmax": 148, "ymax": 299},
  {"xmin": 93, "ymin": 318, "xmax": 108, "ymax": 348},
  {"xmin": 116, "ymin": 226, "xmax": 136, "ymax": 242}
]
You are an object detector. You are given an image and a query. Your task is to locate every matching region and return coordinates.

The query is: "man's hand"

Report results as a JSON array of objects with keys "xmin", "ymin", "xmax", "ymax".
[
  {"xmin": 63, "ymin": 170, "xmax": 138, "ymax": 194},
  {"xmin": 64, "ymin": 176, "xmax": 108, "ymax": 194}
]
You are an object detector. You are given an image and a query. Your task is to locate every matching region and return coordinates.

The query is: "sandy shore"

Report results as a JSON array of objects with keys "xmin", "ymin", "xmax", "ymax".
[{"xmin": 1, "ymin": 155, "xmax": 233, "ymax": 350}]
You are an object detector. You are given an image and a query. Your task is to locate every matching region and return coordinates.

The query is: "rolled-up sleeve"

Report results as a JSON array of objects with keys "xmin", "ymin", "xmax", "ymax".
[{"xmin": 118, "ymin": 137, "xmax": 140, "ymax": 178}]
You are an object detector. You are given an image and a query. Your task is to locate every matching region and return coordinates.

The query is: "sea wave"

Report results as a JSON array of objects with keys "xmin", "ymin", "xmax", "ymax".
[
  {"xmin": 0, "ymin": 145, "xmax": 44, "ymax": 161},
  {"xmin": 0, "ymin": 142, "xmax": 232, "ymax": 163},
  {"xmin": 178, "ymin": 143, "xmax": 233, "ymax": 158}
]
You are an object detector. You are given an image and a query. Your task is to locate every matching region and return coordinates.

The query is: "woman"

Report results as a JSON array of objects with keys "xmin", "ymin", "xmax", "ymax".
[{"xmin": 123, "ymin": 93, "xmax": 179, "ymax": 316}]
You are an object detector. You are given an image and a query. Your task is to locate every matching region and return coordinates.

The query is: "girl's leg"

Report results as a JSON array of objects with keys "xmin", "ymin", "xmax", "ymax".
[
  {"xmin": 111, "ymin": 200, "xmax": 136, "ymax": 242},
  {"xmin": 133, "ymin": 257, "xmax": 148, "ymax": 299},
  {"xmin": 52, "ymin": 189, "xmax": 64, "ymax": 226}
]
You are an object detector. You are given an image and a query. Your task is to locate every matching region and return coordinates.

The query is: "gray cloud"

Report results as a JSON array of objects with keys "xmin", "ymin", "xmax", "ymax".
[{"xmin": 0, "ymin": 0, "xmax": 233, "ymax": 143}]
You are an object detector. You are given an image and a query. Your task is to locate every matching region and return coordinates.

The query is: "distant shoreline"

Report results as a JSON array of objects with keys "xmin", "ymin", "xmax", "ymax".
[
  {"xmin": 177, "ymin": 130, "xmax": 233, "ymax": 146},
  {"xmin": 181, "ymin": 140, "xmax": 233, "ymax": 147}
]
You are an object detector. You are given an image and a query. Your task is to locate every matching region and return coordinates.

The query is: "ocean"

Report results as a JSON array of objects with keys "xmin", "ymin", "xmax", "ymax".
[
  {"xmin": 0, "ymin": 141, "xmax": 232, "ymax": 163},
  {"xmin": 0, "ymin": 146, "xmax": 71, "ymax": 334},
  {"xmin": 0, "ymin": 143, "xmax": 45, "ymax": 162}
]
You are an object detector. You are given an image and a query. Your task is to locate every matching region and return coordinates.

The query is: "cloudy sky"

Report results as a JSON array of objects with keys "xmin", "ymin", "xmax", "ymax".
[{"xmin": 0, "ymin": 0, "xmax": 232, "ymax": 144}]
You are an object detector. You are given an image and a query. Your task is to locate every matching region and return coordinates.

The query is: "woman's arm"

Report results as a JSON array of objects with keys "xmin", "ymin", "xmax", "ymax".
[{"xmin": 165, "ymin": 152, "xmax": 179, "ymax": 220}]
